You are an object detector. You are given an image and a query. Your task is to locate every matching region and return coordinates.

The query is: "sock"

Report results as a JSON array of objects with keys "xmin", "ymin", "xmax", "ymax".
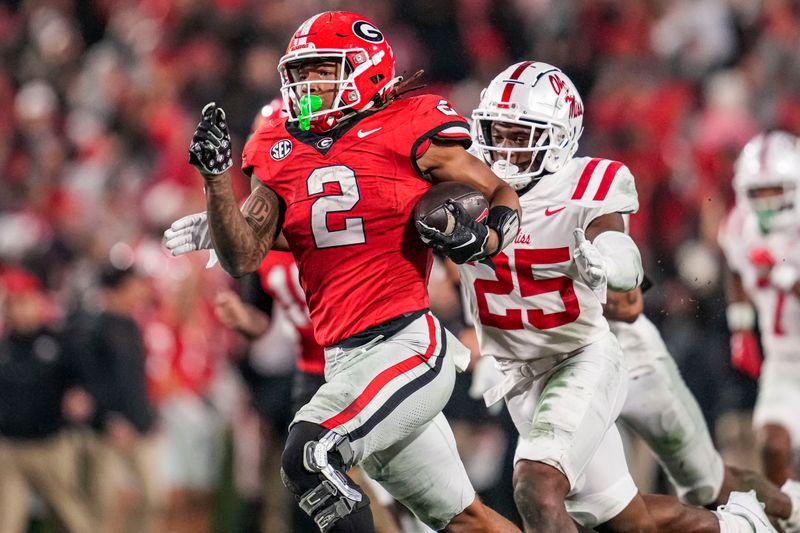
[{"xmin": 780, "ymin": 480, "xmax": 800, "ymax": 528}]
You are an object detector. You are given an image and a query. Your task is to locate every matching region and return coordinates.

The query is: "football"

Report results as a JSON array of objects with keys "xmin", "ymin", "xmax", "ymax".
[{"xmin": 414, "ymin": 182, "xmax": 489, "ymax": 236}]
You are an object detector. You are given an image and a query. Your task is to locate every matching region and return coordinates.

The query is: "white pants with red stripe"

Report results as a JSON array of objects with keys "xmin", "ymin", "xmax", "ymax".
[{"xmin": 292, "ymin": 312, "xmax": 475, "ymax": 530}]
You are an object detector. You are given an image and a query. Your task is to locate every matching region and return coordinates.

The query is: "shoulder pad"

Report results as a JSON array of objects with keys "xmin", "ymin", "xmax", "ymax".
[
  {"xmin": 568, "ymin": 157, "xmax": 638, "ymax": 214},
  {"xmin": 408, "ymin": 94, "xmax": 471, "ymax": 141},
  {"xmin": 242, "ymin": 119, "xmax": 293, "ymax": 177},
  {"xmin": 401, "ymin": 95, "xmax": 471, "ymax": 172}
]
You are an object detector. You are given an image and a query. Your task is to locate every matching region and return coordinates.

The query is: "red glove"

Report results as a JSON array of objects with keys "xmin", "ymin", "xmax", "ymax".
[
  {"xmin": 749, "ymin": 248, "xmax": 777, "ymax": 287},
  {"xmin": 730, "ymin": 331, "xmax": 762, "ymax": 379},
  {"xmin": 749, "ymin": 247, "xmax": 776, "ymax": 269}
]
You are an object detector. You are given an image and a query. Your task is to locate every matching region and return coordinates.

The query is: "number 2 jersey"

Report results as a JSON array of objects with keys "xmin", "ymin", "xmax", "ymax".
[
  {"xmin": 459, "ymin": 157, "xmax": 639, "ymax": 361},
  {"xmin": 242, "ymin": 95, "xmax": 471, "ymax": 347},
  {"xmin": 719, "ymin": 205, "xmax": 800, "ymax": 361}
]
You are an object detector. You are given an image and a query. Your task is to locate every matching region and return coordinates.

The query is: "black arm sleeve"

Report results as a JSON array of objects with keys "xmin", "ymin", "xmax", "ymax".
[{"xmin": 240, "ymin": 272, "xmax": 274, "ymax": 316}]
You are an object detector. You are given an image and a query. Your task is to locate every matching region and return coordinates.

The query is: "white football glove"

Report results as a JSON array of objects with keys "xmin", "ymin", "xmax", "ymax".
[
  {"xmin": 572, "ymin": 228, "xmax": 607, "ymax": 303},
  {"xmin": 770, "ymin": 262, "xmax": 799, "ymax": 292},
  {"xmin": 163, "ymin": 212, "xmax": 218, "ymax": 267}
]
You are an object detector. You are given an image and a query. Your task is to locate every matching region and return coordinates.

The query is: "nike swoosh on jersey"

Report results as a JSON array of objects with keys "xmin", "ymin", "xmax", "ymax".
[
  {"xmin": 545, "ymin": 206, "xmax": 566, "ymax": 216},
  {"xmin": 357, "ymin": 127, "xmax": 382, "ymax": 138},
  {"xmin": 453, "ymin": 234, "xmax": 477, "ymax": 249}
]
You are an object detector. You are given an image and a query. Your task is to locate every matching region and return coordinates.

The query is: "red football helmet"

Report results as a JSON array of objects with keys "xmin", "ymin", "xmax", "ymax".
[{"xmin": 278, "ymin": 11, "xmax": 398, "ymax": 133}]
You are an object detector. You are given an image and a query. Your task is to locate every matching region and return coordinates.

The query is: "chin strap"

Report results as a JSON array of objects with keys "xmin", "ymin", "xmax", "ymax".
[{"xmin": 379, "ymin": 75, "xmax": 404, "ymax": 97}]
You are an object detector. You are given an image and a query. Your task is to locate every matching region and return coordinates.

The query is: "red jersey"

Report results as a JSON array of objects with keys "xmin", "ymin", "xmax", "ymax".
[
  {"xmin": 256, "ymin": 251, "xmax": 325, "ymax": 375},
  {"xmin": 242, "ymin": 95, "xmax": 471, "ymax": 346}
]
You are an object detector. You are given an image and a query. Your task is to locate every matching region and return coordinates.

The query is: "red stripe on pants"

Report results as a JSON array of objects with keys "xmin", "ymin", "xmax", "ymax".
[{"xmin": 321, "ymin": 314, "xmax": 438, "ymax": 430}]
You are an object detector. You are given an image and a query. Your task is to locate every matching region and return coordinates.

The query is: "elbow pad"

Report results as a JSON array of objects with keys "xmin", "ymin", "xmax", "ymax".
[{"xmin": 594, "ymin": 231, "xmax": 643, "ymax": 291}]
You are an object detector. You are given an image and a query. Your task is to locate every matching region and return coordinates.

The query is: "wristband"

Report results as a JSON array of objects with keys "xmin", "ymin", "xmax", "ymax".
[
  {"xmin": 726, "ymin": 302, "xmax": 755, "ymax": 331},
  {"xmin": 486, "ymin": 206, "xmax": 520, "ymax": 256}
]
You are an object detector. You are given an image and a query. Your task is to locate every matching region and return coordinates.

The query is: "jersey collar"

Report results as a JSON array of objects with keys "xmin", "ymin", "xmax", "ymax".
[{"xmin": 285, "ymin": 111, "xmax": 375, "ymax": 156}]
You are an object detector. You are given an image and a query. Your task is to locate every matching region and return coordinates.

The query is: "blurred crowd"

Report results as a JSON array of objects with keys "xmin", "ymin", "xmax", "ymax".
[{"xmin": 1, "ymin": 0, "xmax": 798, "ymax": 531}]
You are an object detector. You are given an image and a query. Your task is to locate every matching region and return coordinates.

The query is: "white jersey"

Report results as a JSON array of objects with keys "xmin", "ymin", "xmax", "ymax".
[
  {"xmin": 719, "ymin": 205, "xmax": 800, "ymax": 361},
  {"xmin": 459, "ymin": 157, "xmax": 639, "ymax": 361}
]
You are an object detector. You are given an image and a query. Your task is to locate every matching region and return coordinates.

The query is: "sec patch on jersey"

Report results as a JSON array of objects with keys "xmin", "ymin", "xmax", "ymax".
[{"xmin": 414, "ymin": 182, "xmax": 489, "ymax": 236}]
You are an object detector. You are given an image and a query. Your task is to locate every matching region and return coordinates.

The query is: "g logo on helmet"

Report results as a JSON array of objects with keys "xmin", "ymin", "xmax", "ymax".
[
  {"xmin": 352, "ymin": 21, "xmax": 384, "ymax": 43},
  {"xmin": 270, "ymin": 139, "xmax": 293, "ymax": 161}
]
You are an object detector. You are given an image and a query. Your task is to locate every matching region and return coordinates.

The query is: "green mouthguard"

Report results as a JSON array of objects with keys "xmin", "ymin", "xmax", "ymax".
[
  {"xmin": 298, "ymin": 94, "xmax": 323, "ymax": 131},
  {"xmin": 756, "ymin": 208, "xmax": 777, "ymax": 234}
]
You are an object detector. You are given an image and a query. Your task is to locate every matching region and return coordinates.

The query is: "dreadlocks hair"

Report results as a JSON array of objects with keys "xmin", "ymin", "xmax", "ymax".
[{"xmin": 378, "ymin": 69, "xmax": 426, "ymax": 108}]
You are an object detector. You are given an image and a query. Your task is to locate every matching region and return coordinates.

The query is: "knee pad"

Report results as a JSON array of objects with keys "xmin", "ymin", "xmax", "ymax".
[{"xmin": 281, "ymin": 422, "xmax": 370, "ymax": 532}]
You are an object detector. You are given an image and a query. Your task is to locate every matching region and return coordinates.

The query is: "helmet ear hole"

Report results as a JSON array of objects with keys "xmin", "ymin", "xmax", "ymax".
[{"xmin": 370, "ymin": 74, "xmax": 384, "ymax": 84}]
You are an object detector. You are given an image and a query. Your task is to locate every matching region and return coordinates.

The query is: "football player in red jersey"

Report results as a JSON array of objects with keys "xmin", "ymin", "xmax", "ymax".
[{"xmin": 183, "ymin": 11, "xmax": 521, "ymax": 533}]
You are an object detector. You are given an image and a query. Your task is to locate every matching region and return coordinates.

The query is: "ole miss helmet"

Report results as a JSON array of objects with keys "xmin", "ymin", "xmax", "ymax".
[
  {"xmin": 734, "ymin": 131, "xmax": 800, "ymax": 233},
  {"xmin": 278, "ymin": 11, "xmax": 399, "ymax": 133},
  {"xmin": 472, "ymin": 61, "xmax": 584, "ymax": 190}
]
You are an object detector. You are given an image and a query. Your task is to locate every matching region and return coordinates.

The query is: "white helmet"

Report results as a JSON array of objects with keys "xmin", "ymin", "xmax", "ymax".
[
  {"xmin": 472, "ymin": 61, "xmax": 584, "ymax": 190},
  {"xmin": 734, "ymin": 131, "xmax": 800, "ymax": 233}
]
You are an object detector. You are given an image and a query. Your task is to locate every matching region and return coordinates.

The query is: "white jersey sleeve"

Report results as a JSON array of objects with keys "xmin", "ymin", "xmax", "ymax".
[{"xmin": 568, "ymin": 158, "xmax": 639, "ymax": 230}]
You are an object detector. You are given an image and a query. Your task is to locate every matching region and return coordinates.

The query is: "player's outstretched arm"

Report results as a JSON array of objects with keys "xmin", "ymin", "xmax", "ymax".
[
  {"xmin": 214, "ymin": 290, "xmax": 271, "ymax": 340},
  {"xmin": 724, "ymin": 269, "xmax": 757, "ymax": 336},
  {"xmin": 724, "ymin": 267, "xmax": 762, "ymax": 379},
  {"xmin": 163, "ymin": 209, "xmax": 290, "ymax": 263},
  {"xmin": 188, "ymin": 102, "xmax": 281, "ymax": 277},
  {"xmin": 417, "ymin": 141, "xmax": 521, "ymax": 256},
  {"xmin": 724, "ymin": 268, "xmax": 751, "ymax": 308},
  {"xmin": 204, "ymin": 178, "xmax": 281, "ymax": 277}
]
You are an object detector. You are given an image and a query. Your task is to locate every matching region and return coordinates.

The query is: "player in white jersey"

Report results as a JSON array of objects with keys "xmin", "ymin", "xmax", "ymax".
[
  {"xmin": 719, "ymin": 131, "xmax": 800, "ymax": 488},
  {"xmin": 605, "ymin": 284, "xmax": 800, "ymax": 532},
  {"xmin": 450, "ymin": 61, "xmax": 777, "ymax": 532}
]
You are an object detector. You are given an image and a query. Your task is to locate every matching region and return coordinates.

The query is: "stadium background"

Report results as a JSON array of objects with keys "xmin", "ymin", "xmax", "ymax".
[{"xmin": 0, "ymin": 0, "xmax": 792, "ymax": 531}]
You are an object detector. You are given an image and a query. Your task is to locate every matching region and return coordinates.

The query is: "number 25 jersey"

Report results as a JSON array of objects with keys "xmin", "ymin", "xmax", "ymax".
[
  {"xmin": 459, "ymin": 157, "xmax": 639, "ymax": 361},
  {"xmin": 242, "ymin": 95, "xmax": 471, "ymax": 347}
]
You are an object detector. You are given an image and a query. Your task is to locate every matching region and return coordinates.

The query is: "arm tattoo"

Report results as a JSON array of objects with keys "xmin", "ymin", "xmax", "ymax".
[
  {"xmin": 242, "ymin": 185, "xmax": 281, "ymax": 255},
  {"xmin": 204, "ymin": 173, "xmax": 281, "ymax": 276}
]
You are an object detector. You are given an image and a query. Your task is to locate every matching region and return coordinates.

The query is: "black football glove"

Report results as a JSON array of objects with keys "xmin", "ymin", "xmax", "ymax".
[
  {"xmin": 189, "ymin": 102, "xmax": 233, "ymax": 176},
  {"xmin": 416, "ymin": 201, "xmax": 490, "ymax": 264}
]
